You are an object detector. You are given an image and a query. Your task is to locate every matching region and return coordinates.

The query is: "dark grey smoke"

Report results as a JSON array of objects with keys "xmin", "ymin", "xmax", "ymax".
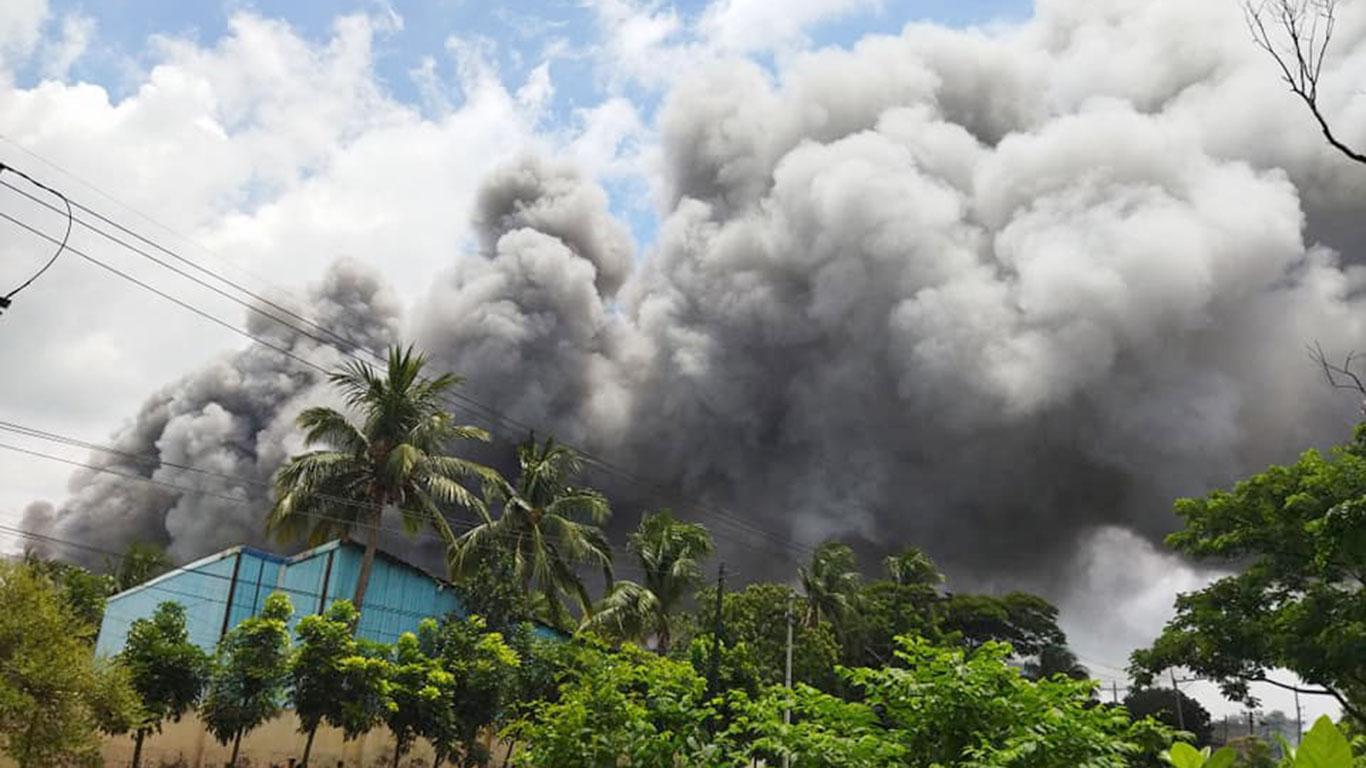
[
  {"xmin": 24, "ymin": 259, "xmax": 402, "ymax": 564},
  {"xmin": 28, "ymin": 0, "xmax": 1366, "ymax": 599},
  {"xmin": 416, "ymin": 0, "xmax": 1366, "ymax": 588}
]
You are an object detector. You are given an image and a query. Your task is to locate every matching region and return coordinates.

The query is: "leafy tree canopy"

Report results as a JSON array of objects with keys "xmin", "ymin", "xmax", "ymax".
[
  {"xmin": 200, "ymin": 591, "xmax": 293, "ymax": 760},
  {"xmin": 1125, "ymin": 687, "xmax": 1214, "ymax": 747},
  {"xmin": 0, "ymin": 560, "xmax": 141, "ymax": 768},
  {"xmin": 1132, "ymin": 426, "xmax": 1366, "ymax": 723},
  {"xmin": 507, "ymin": 642, "xmax": 714, "ymax": 767},
  {"xmin": 118, "ymin": 601, "xmax": 210, "ymax": 768}
]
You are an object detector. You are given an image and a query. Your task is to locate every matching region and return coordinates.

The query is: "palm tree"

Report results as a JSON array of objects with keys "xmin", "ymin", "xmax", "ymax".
[
  {"xmin": 448, "ymin": 436, "xmax": 612, "ymax": 627},
  {"xmin": 798, "ymin": 541, "xmax": 862, "ymax": 633},
  {"xmin": 269, "ymin": 345, "xmax": 496, "ymax": 613},
  {"xmin": 883, "ymin": 547, "xmax": 943, "ymax": 589},
  {"xmin": 1022, "ymin": 643, "xmax": 1090, "ymax": 681},
  {"xmin": 581, "ymin": 510, "xmax": 713, "ymax": 653}
]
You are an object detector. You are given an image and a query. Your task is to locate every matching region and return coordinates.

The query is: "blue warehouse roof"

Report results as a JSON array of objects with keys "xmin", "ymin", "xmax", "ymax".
[{"xmin": 95, "ymin": 539, "xmax": 550, "ymax": 657}]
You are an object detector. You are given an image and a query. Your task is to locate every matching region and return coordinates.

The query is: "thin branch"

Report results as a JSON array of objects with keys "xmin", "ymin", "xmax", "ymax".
[
  {"xmin": 1307, "ymin": 342, "xmax": 1366, "ymax": 417},
  {"xmin": 1249, "ymin": 674, "xmax": 1365, "ymax": 722},
  {"xmin": 1244, "ymin": 0, "xmax": 1366, "ymax": 166}
]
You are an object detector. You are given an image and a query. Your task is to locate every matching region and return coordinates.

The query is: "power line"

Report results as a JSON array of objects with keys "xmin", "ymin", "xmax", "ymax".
[
  {"xmin": 0, "ymin": 158, "xmax": 817, "ymax": 562},
  {"xmin": 0, "ymin": 436, "xmax": 668, "ymax": 580},
  {"xmin": 0, "ymin": 152, "xmax": 803, "ymax": 555},
  {"xmin": 0, "ymin": 162, "xmax": 72, "ymax": 314},
  {"xmin": 0, "ymin": 416, "xmax": 743, "ymax": 578}
]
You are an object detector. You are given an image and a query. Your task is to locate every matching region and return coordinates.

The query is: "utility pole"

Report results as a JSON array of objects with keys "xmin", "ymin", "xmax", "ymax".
[
  {"xmin": 1111, "ymin": 681, "xmax": 1119, "ymax": 705},
  {"xmin": 706, "ymin": 563, "xmax": 726, "ymax": 701},
  {"xmin": 1294, "ymin": 687, "xmax": 1303, "ymax": 745},
  {"xmin": 1170, "ymin": 670, "xmax": 1186, "ymax": 731},
  {"xmin": 783, "ymin": 595, "xmax": 794, "ymax": 768}
]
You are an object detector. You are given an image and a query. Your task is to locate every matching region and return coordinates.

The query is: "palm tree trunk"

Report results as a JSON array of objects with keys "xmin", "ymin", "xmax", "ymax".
[
  {"xmin": 301, "ymin": 723, "xmax": 318, "ymax": 767},
  {"xmin": 352, "ymin": 504, "xmax": 382, "ymax": 615},
  {"xmin": 132, "ymin": 728, "xmax": 146, "ymax": 768}
]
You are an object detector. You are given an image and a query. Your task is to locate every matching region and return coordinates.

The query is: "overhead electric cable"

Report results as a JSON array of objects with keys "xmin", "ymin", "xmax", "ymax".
[
  {"xmin": 0, "ymin": 162, "xmax": 72, "ymax": 315},
  {"xmin": 0, "ymin": 437, "xmax": 665, "ymax": 580},
  {"xmin": 0, "ymin": 156, "xmax": 817, "ymax": 560}
]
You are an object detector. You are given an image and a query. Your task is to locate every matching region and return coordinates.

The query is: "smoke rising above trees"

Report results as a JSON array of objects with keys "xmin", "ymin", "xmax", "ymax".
[{"xmin": 19, "ymin": 0, "xmax": 1366, "ymax": 616}]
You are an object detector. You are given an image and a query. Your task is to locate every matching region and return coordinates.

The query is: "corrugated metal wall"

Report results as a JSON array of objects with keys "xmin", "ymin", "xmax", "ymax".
[{"xmin": 95, "ymin": 540, "xmax": 467, "ymax": 656}]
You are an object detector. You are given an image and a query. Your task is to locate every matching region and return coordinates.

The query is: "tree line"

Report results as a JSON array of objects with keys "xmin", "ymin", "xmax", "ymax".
[{"xmin": 1, "ymin": 344, "xmax": 1362, "ymax": 766}]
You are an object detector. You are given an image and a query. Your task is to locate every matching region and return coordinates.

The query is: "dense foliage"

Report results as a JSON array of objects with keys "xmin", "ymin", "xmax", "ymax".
[
  {"xmin": 9, "ymin": 347, "xmax": 1365, "ymax": 766},
  {"xmin": 0, "ymin": 560, "xmax": 140, "ymax": 768},
  {"xmin": 1133, "ymin": 426, "xmax": 1366, "ymax": 723},
  {"xmin": 510, "ymin": 635, "xmax": 1178, "ymax": 767},
  {"xmin": 118, "ymin": 601, "xmax": 210, "ymax": 768},
  {"xmin": 200, "ymin": 592, "xmax": 294, "ymax": 765}
]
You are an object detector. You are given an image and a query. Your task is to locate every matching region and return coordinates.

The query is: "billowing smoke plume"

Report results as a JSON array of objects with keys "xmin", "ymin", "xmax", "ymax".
[
  {"xmin": 24, "ymin": 259, "xmax": 402, "ymax": 564},
  {"xmin": 28, "ymin": 0, "xmax": 1366, "ymax": 600},
  {"xmin": 416, "ymin": 0, "xmax": 1366, "ymax": 588}
]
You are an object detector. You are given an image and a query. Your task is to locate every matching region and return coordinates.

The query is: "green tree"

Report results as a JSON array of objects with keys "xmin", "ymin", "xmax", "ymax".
[
  {"xmin": 506, "ymin": 643, "xmax": 714, "ymax": 767},
  {"xmin": 1131, "ymin": 426, "xmax": 1366, "ymax": 723},
  {"xmin": 270, "ymin": 345, "xmax": 496, "ymax": 612},
  {"xmin": 582, "ymin": 510, "xmax": 713, "ymax": 653},
  {"xmin": 384, "ymin": 631, "xmax": 450, "ymax": 768},
  {"xmin": 1022, "ymin": 643, "xmax": 1090, "ymax": 682},
  {"xmin": 335, "ymin": 639, "xmax": 393, "ymax": 742},
  {"xmin": 1124, "ymin": 687, "xmax": 1214, "ymax": 748},
  {"xmin": 846, "ymin": 549, "xmax": 944, "ymax": 667},
  {"xmin": 449, "ymin": 437, "xmax": 612, "ymax": 628},
  {"xmin": 118, "ymin": 601, "xmax": 210, "ymax": 768},
  {"xmin": 496, "ymin": 624, "xmax": 581, "ymax": 767},
  {"xmin": 693, "ymin": 582, "xmax": 842, "ymax": 692},
  {"xmin": 419, "ymin": 615, "xmax": 520, "ymax": 767},
  {"xmin": 937, "ymin": 591, "xmax": 1068, "ymax": 657},
  {"xmin": 291, "ymin": 600, "xmax": 391, "ymax": 767},
  {"xmin": 200, "ymin": 592, "xmax": 294, "ymax": 766},
  {"xmin": 0, "ymin": 560, "xmax": 141, "ymax": 767},
  {"xmin": 110, "ymin": 542, "xmax": 173, "ymax": 592},
  {"xmin": 883, "ymin": 546, "xmax": 944, "ymax": 588},
  {"xmin": 450, "ymin": 549, "xmax": 532, "ymax": 636},
  {"xmin": 22, "ymin": 550, "xmax": 116, "ymax": 633},
  {"xmin": 728, "ymin": 637, "xmax": 1174, "ymax": 768},
  {"xmin": 798, "ymin": 541, "xmax": 862, "ymax": 635}
]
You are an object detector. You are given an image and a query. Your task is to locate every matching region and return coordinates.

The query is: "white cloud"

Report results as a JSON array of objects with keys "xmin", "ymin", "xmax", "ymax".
[
  {"xmin": 39, "ymin": 12, "xmax": 92, "ymax": 81},
  {"xmin": 0, "ymin": 0, "xmax": 47, "ymax": 74},
  {"xmin": 700, "ymin": 0, "xmax": 879, "ymax": 53},
  {"xmin": 0, "ymin": 8, "xmax": 549, "ymax": 525}
]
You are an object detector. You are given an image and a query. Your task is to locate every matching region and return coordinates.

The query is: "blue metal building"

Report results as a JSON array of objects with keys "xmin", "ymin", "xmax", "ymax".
[{"xmin": 96, "ymin": 539, "xmax": 486, "ymax": 656}]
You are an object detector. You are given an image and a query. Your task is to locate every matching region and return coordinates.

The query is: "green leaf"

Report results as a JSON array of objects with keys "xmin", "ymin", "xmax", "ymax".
[
  {"xmin": 1205, "ymin": 746, "xmax": 1237, "ymax": 768},
  {"xmin": 1166, "ymin": 742, "xmax": 1206, "ymax": 768},
  {"xmin": 1294, "ymin": 716, "xmax": 1351, "ymax": 768}
]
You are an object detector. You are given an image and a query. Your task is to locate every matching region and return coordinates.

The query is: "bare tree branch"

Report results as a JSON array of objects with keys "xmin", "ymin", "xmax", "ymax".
[
  {"xmin": 1308, "ymin": 341, "xmax": 1366, "ymax": 415},
  {"xmin": 1245, "ymin": 0, "xmax": 1366, "ymax": 165}
]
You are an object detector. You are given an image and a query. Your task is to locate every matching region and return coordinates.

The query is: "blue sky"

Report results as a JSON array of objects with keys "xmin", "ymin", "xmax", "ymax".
[
  {"xmin": 11, "ymin": 0, "xmax": 1030, "ymax": 248},
  {"xmin": 34, "ymin": 1, "xmax": 1030, "ymax": 100}
]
